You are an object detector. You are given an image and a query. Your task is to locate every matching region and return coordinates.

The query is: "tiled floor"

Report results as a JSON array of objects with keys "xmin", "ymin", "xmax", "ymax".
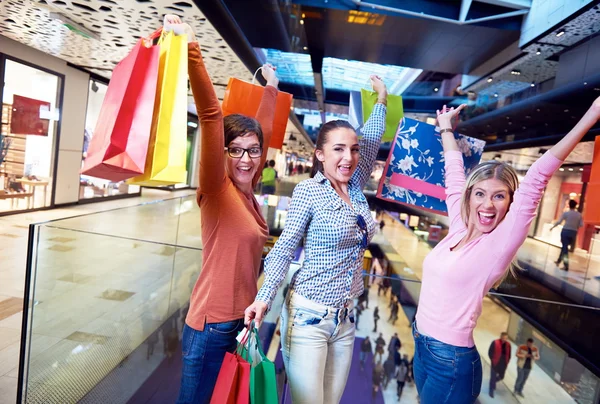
[{"xmin": 0, "ymin": 188, "xmax": 196, "ymax": 404}]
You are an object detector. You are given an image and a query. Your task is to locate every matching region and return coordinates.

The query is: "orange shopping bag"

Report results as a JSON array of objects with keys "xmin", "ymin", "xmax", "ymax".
[{"xmin": 222, "ymin": 74, "xmax": 292, "ymax": 150}]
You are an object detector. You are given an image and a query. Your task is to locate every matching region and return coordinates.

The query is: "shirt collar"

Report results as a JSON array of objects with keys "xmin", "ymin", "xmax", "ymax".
[{"xmin": 314, "ymin": 170, "xmax": 356, "ymax": 189}]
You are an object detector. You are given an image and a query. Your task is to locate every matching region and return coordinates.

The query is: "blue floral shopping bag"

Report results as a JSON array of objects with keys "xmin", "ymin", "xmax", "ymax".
[{"xmin": 377, "ymin": 117, "xmax": 485, "ymax": 215}]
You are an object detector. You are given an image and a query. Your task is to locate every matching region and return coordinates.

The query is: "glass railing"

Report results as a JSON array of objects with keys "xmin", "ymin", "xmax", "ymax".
[{"xmin": 16, "ymin": 196, "xmax": 600, "ymax": 403}]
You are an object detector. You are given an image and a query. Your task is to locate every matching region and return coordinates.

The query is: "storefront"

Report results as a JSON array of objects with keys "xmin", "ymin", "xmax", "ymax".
[{"xmin": 0, "ymin": 55, "xmax": 62, "ymax": 213}]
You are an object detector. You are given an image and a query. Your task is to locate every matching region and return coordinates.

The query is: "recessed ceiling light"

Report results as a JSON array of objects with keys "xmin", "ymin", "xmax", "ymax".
[
  {"xmin": 536, "ymin": 109, "xmax": 541, "ymax": 112},
  {"xmin": 434, "ymin": 88, "xmax": 439, "ymax": 92},
  {"xmin": 487, "ymin": 77, "xmax": 493, "ymax": 83},
  {"xmin": 580, "ymin": 168, "xmax": 584, "ymax": 171},
  {"xmin": 494, "ymin": 93, "xmax": 499, "ymax": 97},
  {"xmin": 559, "ymin": 168, "xmax": 565, "ymax": 171},
  {"xmin": 302, "ymin": 13, "xmax": 306, "ymax": 18},
  {"xmin": 556, "ymin": 29, "xmax": 565, "ymax": 37},
  {"xmin": 568, "ymin": 168, "xmax": 574, "ymax": 171},
  {"xmin": 300, "ymin": 19, "xmax": 304, "ymax": 25},
  {"xmin": 536, "ymin": 48, "xmax": 541, "ymax": 55},
  {"xmin": 303, "ymin": 46, "xmax": 308, "ymax": 50},
  {"xmin": 564, "ymin": 109, "xmax": 569, "ymax": 113},
  {"xmin": 531, "ymin": 83, "xmax": 535, "ymax": 87},
  {"xmin": 584, "ymin": 82, "xmax": 588, "ymax": 85}
]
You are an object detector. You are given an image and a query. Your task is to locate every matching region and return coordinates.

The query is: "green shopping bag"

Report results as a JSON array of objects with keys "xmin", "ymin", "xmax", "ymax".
[
  {"xmin": 361, "ymin": 88, "xmax": 404, "ymax": 143},
  {"xmin": 240, "ymin": 324, "xmax": 278, "ymax": 404}
]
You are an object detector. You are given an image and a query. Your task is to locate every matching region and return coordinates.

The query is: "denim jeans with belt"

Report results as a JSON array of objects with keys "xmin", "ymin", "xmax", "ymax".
[
  {"xmin": 280, "ymin": 292, "xmax": 355, "ymax": 404},
  {"xmin": 412, "ymin": 322, "xmax": 482, "ymax": 404},
  {"xmin": 176, "ymin": 319, "xmax": 245, "ymax": 404}
]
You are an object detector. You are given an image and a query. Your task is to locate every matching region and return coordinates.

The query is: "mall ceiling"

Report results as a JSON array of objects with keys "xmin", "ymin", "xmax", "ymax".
[{"xmin": 0, "ymin": 0, "xmax": 312, "ymax": 154}]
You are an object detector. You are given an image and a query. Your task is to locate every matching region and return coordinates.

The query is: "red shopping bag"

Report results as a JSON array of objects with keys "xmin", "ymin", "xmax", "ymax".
[
  {"xmin": 81, "ymin": 29, "xmax": 161, "ymax": 181},
  {"xmin": 222, "ymin": 77, "xmax": 292, "ymax": 150},
  {"xmin": 210, "ymin": 351, "xmax": 250, "ymax": 404}
]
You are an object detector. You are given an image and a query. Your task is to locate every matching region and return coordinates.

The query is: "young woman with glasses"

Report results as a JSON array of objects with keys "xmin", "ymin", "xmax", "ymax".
[
  {"xmin": 245, "ymin": 76, "xmax": 387, "ymax": 403},
  {"xmin": 163, "ymin": 16, "xmax": 279, "ymax": 403}
]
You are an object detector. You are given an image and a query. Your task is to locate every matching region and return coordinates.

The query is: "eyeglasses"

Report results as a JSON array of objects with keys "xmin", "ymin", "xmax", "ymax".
[
  {"xmin": 357, "ymin": 214, "xmax": 368, "ymax": 249},
  {"xmin": 224, "ymin": 147, "xmax": 262, "ymax": 159}
]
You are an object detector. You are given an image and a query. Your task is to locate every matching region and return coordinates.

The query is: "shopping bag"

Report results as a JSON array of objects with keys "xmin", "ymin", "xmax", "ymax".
[
  {"xmin": 222, "ymin": 77, "xmax": 293, "ymax": 150},
  {"xmin": 377, "ymin": 117, "xmax": 486, "ymax": 215},
  {"xmin": 347, "ymin": 91, "xmax": 363, "ymax": 130},
  {"xmin": 248, "ymin": 327, "xmax": 278, "ymax": 404},
  {"xmin": 361, "ymin": 88, "xmax": 404, "ymax": 143},
  {"xmin": 81, "ymin": 30, "xmax": 161, "ymax": 181},
  {"xmin": 210, "ymin": 351, "xmax": 250, "ymax": 404},
  {"xmin": 128, "ymin": 30, "xmax": 188, "ymax": 186}
]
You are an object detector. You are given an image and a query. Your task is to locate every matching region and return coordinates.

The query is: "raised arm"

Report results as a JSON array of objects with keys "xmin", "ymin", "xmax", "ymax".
[
  {"xmin": 164, "ymin": 17, "xmax": 226, "ymax": 196},
  {"xmin": 490, "ymin": 98, "xmax": 600, "ymax": 279},
  {"xmin": 437, "ymin": 105, "xmax": 468, "ymax": 229},
  {"xmin": 245, "ymin": 182, "xmax": 313, "ymax": 326},
  {"xmin": 352, "ymin": 75, "xmax": 387, "ymax": 189},
  {"xmin": 252, "ymin": 65, "xmax": 279, "ymax": 188}
]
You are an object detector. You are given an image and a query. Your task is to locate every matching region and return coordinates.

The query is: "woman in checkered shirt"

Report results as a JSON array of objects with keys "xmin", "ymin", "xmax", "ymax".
[{"xmin": 245, "ymin": 76, "xmax": 388, "ymax": 403}]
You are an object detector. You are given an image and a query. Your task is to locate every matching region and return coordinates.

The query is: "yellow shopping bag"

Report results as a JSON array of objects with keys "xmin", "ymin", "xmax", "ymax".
[{"xmin": 128, "ymin": 30, "xmax": 188, "ymax": 186}]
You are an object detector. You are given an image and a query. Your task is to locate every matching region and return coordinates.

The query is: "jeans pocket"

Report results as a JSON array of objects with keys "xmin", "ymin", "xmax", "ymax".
[
  {"xmin": 208, "ymin": 319, "xmax": 243, "ymax": 335},
  {"xmin": 181, "ymin": 325, "xmax": 195, "ymax": 357},
  {"xmin": 472, "ymin": 355, "xmax": 482, "ymax": 398},
  {"xmin": 425, "ymin": 342, "xmax": 455, "ymax": 365},
  {"xmin": 292, "ymin": 307, "xmax": 324, "ymax": 327}
]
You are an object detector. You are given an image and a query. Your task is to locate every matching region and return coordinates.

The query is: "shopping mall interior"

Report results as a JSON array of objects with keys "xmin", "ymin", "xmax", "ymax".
[{"xmin": 0, "ymin": 0, "xmax": 600, "ymax": 403}]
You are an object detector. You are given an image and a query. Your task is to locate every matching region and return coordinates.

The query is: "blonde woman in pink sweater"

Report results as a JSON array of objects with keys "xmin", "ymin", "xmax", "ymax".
[{"xmin": 413, "ymin": 98, "xmax": 600, "ymax": 404}]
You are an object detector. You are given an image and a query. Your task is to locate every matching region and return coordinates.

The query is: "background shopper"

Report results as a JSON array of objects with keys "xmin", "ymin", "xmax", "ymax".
[
  {"xmin": 488, "ymin": 332, "xmax": 511, "ymax": 398},
  {"xmin": 551, "ymin": 199, "xmax": 583, "ymax": 271},
  {"xmin": 514, "ymin": 338, "xmax": 540, "ymax": 397}
]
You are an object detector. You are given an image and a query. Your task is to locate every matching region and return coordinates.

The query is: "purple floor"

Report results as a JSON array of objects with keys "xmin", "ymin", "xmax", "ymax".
[{"xmin": 274, "ymin": 337, "xmax": 385, "ymax": 404}]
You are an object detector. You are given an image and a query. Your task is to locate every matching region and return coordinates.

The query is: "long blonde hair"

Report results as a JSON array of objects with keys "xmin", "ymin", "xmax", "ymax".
[{"xmin": 460, "ymin": 160, "xmax": 520, "ymax": 286}]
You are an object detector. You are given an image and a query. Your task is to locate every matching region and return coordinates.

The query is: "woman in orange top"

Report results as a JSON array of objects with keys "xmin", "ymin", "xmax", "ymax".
[{"xmin": 163, "ymin": 16, "xmax": 279, "ymax": 403}]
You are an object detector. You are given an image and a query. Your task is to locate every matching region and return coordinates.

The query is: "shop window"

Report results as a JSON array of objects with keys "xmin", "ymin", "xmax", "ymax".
[{"xmin": 0, "ymin": 59, "xmax": 61, "ymax": 212}]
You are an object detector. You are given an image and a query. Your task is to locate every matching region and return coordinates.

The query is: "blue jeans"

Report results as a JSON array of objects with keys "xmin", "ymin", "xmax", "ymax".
[
  {"xmin": 176, "ymin": 319, "xmax": 245, "ymax": 404},
  {"xmin": 412, "ymin": 322, "xmax": 482, "ymax": 404},
  {"xmin": 558, "ymin": 229, "xmax": 577, "ymax": 268},
  {"xmin": 514, "ymin": 367, "xmax": 531, "ymax": 393}
]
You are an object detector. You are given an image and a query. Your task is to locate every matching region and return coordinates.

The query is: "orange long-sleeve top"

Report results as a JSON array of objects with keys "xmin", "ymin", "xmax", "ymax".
[{"xmin": 185, "ymin": 42, "xmax": 276, "ymax": 331}]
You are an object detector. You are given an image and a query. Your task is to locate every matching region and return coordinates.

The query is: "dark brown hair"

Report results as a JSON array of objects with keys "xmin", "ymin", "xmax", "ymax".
[
  {"xmin": 224, "ymin": 114, "xmax": 263, "ymax": 149},
  {"xmin": 310, "ymin": 120, "xmax": 356, "ymax": 178}
]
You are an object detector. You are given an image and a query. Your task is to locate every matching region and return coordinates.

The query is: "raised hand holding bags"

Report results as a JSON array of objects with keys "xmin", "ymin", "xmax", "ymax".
[
  {"xmin": 81, "ymin": 29, "xmax": 161, "ymax": 181},
  {"xmin": 377, "ymin": 117, "xmax": 485, "ymax": 215},
  {"xmin": 222, "ymin": 74, "xmax": 293, "ymax": 150},
  {"xmin": 128, "ymin": 30, "xmax": 188, "ymax": 185},
  {"xmin": 361, "ymin": 89, "xmax": 404, "ymax": 143}
]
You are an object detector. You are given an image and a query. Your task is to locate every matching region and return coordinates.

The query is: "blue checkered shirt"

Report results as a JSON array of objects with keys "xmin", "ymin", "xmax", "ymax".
[{"xmin": 257, "ymin": 103, "xmax": 386, "ymax": 309}]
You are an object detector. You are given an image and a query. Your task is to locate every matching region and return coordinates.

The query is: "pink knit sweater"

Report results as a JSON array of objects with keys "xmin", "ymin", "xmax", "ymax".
[{"xmin": 415, "ymin": 150, "xmax": 562, "ymax": 347}]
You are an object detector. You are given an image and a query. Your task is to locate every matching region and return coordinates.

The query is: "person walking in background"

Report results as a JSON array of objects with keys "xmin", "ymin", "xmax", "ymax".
[
  {"xmin": 372, "ymin": 360, "xmax": 385, "ymax": 401},
  {"xmin": 383, "ymin": 353, "xmax": 396, "ymax": 389},
  {"xmin": 396, "ymin": 355, "xmax": 410, "ymax": 400},
  {"xmin": 373, "ymin": 306, "xmax": 380, "ymax": 332},
  {"xmin": 360, "ymin": 336, "xmax": 373, "ymax": 371},
  {"xmin": 388, "ymin": 332, "xmax": 401, "ymax": 354},
  {"xmin": 375, "ymin": 333, "xmax": 386, "ymax": 362},
  {"xmin": 261, "ymin": 159, "xmax": 277, "ymax": 195},
  {"xmin": 165, "ymin": 15, "xmax": 280, "ymax": 404},
  {"xmin": 551, "ymin": 199, "xmax": 583, "ymax": 271},
  {"xmin": 412, "ymin": 97, "xmax": 600, "ymax": 404},
  {"xmin": 355, "ymin": 301, "xmax": 364, "ymax": 330},
  {"xmin": 245, "ymin": 76, "xmax": 388, "ymax": 404},
  {"xmin": 379, "ymin": 219, "xmax": 385, "ymax": 233},
  {"xmin": 488, "ymin": 332, "xmax": 511, "ymax": 398},
  {"xmin": 514, "ymin": 338, "xmax": 540, "ymax": 397}
]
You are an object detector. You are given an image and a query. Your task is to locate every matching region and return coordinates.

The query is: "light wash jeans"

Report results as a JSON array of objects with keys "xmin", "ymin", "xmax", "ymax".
[{"xmin": 280, "ymin": 292, "xmax": 355, "ymax": 404}]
